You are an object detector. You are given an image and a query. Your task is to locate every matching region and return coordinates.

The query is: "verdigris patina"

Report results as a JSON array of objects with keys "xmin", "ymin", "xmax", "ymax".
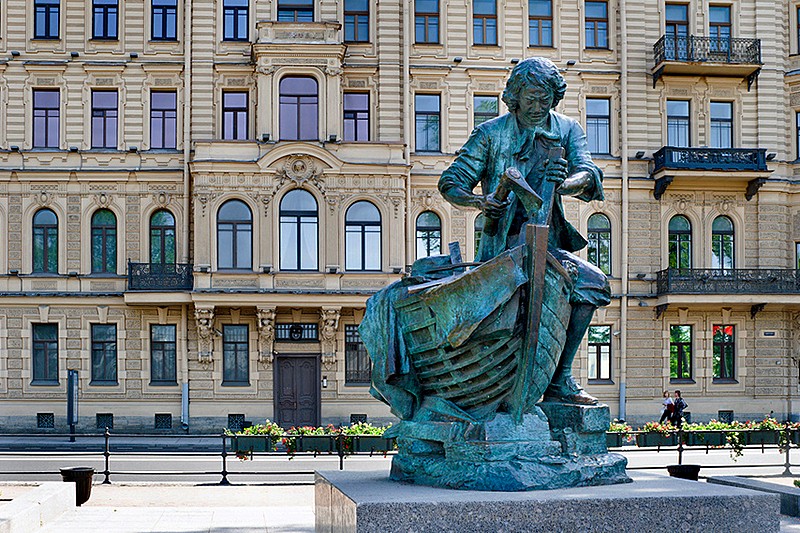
[{"xmin": 359, "ymin": 57, "xmax": 630, "ymax": 491}]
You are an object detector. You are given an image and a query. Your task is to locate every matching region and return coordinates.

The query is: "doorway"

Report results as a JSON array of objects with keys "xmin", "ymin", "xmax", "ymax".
[{"xmin": 274, "ymin": 354, "xmax": 320, "ymax": 429}]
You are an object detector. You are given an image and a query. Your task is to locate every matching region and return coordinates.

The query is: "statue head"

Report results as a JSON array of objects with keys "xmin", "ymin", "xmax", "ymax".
[{"xmin": 502, "ymin": 57, "xmax": 567, "ymax": 121}]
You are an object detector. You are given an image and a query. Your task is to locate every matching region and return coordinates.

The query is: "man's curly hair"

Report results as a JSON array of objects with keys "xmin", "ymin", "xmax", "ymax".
[{"xmin": 501, "ymin": 57, "xmax": 567, "ymax": 113}]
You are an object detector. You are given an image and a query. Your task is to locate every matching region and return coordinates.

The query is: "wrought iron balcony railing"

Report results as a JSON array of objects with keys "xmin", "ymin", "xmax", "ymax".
[
  {"xmin": 653, "ymin": 35, "xmax": 761, "ymax": 66},
  {"xmin": 653, "ymin": 147, "xmax": 767, "ymax": 173},
  {"xmin": 656, "ymin": 268, "xmax": 800, "ymax": 295},
  {"xmin": 127, "ymin": 261, "xmax": 193, "ymax": 291}
]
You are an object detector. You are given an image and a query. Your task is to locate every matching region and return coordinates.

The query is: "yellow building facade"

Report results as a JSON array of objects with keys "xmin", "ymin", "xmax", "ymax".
[{"xmin": 0, "ymin": 0, "xmax": 797, "ymax": 432}]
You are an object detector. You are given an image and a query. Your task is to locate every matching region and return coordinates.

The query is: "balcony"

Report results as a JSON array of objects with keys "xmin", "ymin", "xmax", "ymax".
[
  {"xmin": 652, "ymin": 35, "xmax": 762, "ymax": 89},
  {"xmin": 656, "ymin": 268, "xmax": 800, "ymax": 295},
  {"xmin": 127, "ymin": 262, "xmax": 193, "ymax": 292},
  {"xmin": 651, "ymin": 147, "xmax": 770, "ymax": 200}
]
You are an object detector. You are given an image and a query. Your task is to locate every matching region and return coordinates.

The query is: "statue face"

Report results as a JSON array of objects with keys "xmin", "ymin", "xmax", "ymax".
[{"xmin": 515, "ymin": 83, "xmax": 554, "ymax": 130}]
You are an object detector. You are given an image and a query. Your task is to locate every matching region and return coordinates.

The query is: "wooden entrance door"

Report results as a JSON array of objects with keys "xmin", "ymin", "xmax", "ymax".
[{"xmin": 274, "ymin": 355, "xmax": 320, "ymax": 429}]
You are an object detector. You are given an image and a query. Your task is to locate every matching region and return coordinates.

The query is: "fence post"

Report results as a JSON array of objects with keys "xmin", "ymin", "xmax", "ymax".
[
  {"xmin": 784, "ymin": 427, "xmax": 792, "ymax": 476},
  {"xmin": 339, "ymin": 434, "xmax": 345, "ymax": 471},
  {"xmin": 102, "ymin": 428, "xmax": 111, "ymax": 484},
  {"xmin": 677, "ymin": 427, "xmax": 684, "ymax": 465},
  {"xmin": 220, "ymin": 433, "xmax": 230, "ymax": 485}
]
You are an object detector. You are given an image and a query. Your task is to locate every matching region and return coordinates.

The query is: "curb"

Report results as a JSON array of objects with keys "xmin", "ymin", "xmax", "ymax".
[{"xmin": 0, "ymin": 482, "xmax": 73, "ymax": 533}]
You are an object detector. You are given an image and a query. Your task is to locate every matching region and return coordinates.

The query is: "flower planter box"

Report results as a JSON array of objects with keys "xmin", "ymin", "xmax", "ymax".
[
  {"xmin": 667, "ymin": 464, "xmax": 701, "ymax": 481},
  {"xmin": 636, "ymin": 432, "xmax": 678, "ymax": 447},
  {"xmin": 231, "ymin": 436, "xmax": 274, "ymax": 453},
  {"xmin": 685, "ymin": 431, "xmax": 726, "ymax": 447},
  {"xmin": 791, "ymin": 430, "xmax": 800, "ymax": 446},
  {"xmin": 297, "ymin": 435, "xmax": 337, "ymax": 453},
  {"xmin": 353, "ymin": 436, "xmax": 395, "ymax": 453},
  {"xmin": 605, "ymin": 433, "xmax": 625, "ymax": 448},
  {"xmin": 744, "ymin": 430, "xmax": 780, "ymax": 446}
]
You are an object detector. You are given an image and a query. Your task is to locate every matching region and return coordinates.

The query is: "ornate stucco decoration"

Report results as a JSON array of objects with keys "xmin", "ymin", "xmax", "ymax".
[
  {"xmin": 319, "ymin": 307, "xmax": 341, "ymax": 368},
  {"xmin": 276, "ymin": 155, "xmax": 326, "ymax": 194},
  {"xmin": 195, "ymin": 307, "xmax": 215, "ymax": 365},
  {"xmin": 256, "ymin": 307, "xmax": 277, "ymax": 364}
]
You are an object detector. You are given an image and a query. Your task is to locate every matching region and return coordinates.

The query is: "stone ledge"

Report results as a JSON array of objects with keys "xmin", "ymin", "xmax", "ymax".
[
  {"xmin": 0, "ymin": 482, "xmax": 73, "ymax": 533},
  {"xmin": 316, "ymin": 470, "xmax": 780, "ymax": 533},
  {"xmin": 708, "ymin": 476, "xmax": 800, "ymax": 517}
]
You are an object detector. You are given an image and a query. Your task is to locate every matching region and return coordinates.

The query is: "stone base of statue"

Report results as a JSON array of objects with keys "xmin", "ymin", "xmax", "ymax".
[
  {"xmin": 315, "ymin": 470, "xmax": 780, "ymax": 533},
  {"xmin": 386, "ymin": 403, "xmax": 629, "ymax": 491}
]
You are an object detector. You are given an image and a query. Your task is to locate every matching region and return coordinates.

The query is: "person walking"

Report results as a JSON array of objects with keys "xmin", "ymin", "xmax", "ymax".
[
  {"xmin": 658, "ymin": 390, "xmax": 674, "ymax": 424},
  {"xmin": 671, "ymin": 390, "xmax": 688, "ymax": 428}
]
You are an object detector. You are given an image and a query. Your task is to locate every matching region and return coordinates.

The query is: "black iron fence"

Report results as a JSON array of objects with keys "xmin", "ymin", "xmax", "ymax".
[
  {"xmin": 656, "ymin": 268, "xmax": 800, "ymax": 295},
  {"xmin": 127, "ymin": 261, "xmax": 194, "ymax": 291},
  {"xmin": 653, "ymin": 35, "xmax": 761, "ymax": 65},
  {"xmin": 652, "ymin": 146, "xmax": 767, "ymax": 173}
]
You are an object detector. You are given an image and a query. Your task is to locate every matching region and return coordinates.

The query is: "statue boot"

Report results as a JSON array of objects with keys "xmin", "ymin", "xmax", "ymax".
[{"xmin": 543, "ymin": 303, "xmax": 598, "ymax": 405}]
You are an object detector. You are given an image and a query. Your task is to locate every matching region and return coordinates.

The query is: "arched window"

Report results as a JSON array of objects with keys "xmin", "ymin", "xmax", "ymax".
[
  {"xmin": 712, "ymin": 215, "xmax": 734, "ymax": 270},
  {"xmin": 33, "ymin": 208, "xmax": 58, "ymax": 273},
  {"xmin": 150, "ymin": 210, "xmax": 176, "ymax": 265},
  {"xmin": 345, "ymin": 201, "xmax": 381, "ymax": 271},
  {"xmin": 416, "ymin": 211, "xmax": 441, "ymax": 258},
  {"xmin": 91, "ymin": 209, "xmax": 117, "ymax": 273},
  {"xmin": 217, "ymin": 200, "xmax": 253, "ymax": 270},
  {"xmin": 587, "ymin": 213, "xmax": 611, "ymax": 275},
  {"xmin": 279, "ymin": 77, "xmax": 318, "ymax": 141},
  {"xmin": 668, "ymin": 215, "xmax": 692, "ymax": 269},
  {"xmin": 280, "ymin": 190, "xmax": 318, "ymax": 271}
]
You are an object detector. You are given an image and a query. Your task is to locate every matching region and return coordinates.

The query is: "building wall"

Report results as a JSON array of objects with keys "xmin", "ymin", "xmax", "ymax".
[{"xmin": 0, "ymin": 0, "xmax": 797, "ymax": 432}]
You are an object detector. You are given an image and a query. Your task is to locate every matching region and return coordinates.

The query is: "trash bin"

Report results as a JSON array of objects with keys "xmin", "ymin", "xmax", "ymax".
[
  {"xmin": 60, "ymin": 467, "xmax": 95, "ymax": 506},
  {"xmin": 666, "ymin": 464, "xmax": 701, "ymax": 481}
]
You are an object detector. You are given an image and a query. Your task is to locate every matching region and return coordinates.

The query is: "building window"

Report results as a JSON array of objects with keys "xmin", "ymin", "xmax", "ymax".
[
  {"xmin": 798, "ymin": 6, "xmax": 800, "ymax": 55},
  {"xmin": 415, "ymin": 94, "xmax": 440, "ymax": 152},
  {"xmin": 588, "ymin": 325, "xmax": 611, "ymax": 381},
  {"xmin": 709, "ymin": 5, "xmax": 731, "ymax": 46},
  {"xmin": 91, "ymin": 209, "xmax": 117, "ymax": 273},
  {"xmin": 154, "ymin": 413, "xmax": 173, "ymax": 429},
  {"xmin": 665, "ymin": 3, "xmax": 688, "ymax": 60},
  {"xmin": 277, "ymin": 0, "xmax": 313, "ymax": 22},
  {"xmin": 35, "ymin": 0, "xmax": 60, "ymax": 39},
  {"xmin": 415, "ymin": 0, "xmax": 439, "ymax": 43},
  {"xmin": 91, "ymin": 90, "xmax": 118, "ymax": 149},
  {"xmin": 32, "ymin": 323, "xmax": 58, "ymax": 384},
  {"xmin": 584, "ymin": 1, "xmax": 608, "ymax": 49},
  {"xmin": 223, "ymin": 0, "xmax": 248, "ymax": 41},
  {"xmin": 279, "ymin": 189, "xmax": 318, "ymax": 271},
  {"xmin": 669, "ymin": 324, "xmax": 692, "ymax": 380},
  {"xmin": 150, "ymin": 210, "xmax": 176, "ymax": 264},
  {"xmin": 223, "ymin": 324, "xmax": 249, "ymax": 385},
  {"xmin": 796, "ymin": 242, "xmax": 800, "ymax": 269},
  {"xmin": 473, "ymin": 95, "xmax": 499, "ymax": 127},
  {"xmin": 344, "ymin": 0, "xmax": 369, "ymax": 42},
  {"xmin": 668, "ymin": 215, "xmax": 692, "ymax": 269},
  {"xmin": 92, "ymin": 0, "xmax": 118, "ymax": 39},
  {"xmin": 666, "ymin": 100, "xmax": 690, "ymax": 147},
  {"xmin": 227, "ymin": 413, "xmax": 246, "ymax": 431},
  {"xmin": 585, "ymin": 98, "xmax": 610, "ymax": 155},
  {"xmin": 473, "ymin": 0, "xmax": 497, "ymax": 45},
  {"xmin": 33, "ymin": 208, "xmax": 58, "ymax": 274},
  {"xmin": 217, "ymin": 200, "xmax": 252, "ymax": 270},
  {"xmin": 416, "ymin": 211, "xmax": 442, "ymax": 258},
  {"xmin": 222, "ymin": 91, "xmax": 248, "ymax": 140},
  {"xmin": 529, "ymin": 0, "xmax": 553, "ymax": 47},
  {"xmin": 343, "ymin": 93, "xmax": 369, "ymax": 141},
  {"xmin": 96, "ymin": 413, "xmax": 114, "ymax": 430},
  {"xmin": 710, "ymin": 101, "xmax": 733, "ymax": 149},
  {"xmin": 152, "ymin": 0, "xmax": 178, "ymax": 40},
  {"xmin": 37, "ymin": 413, "xmax": 56, "ymax": 429},
  {"xmin": 797, "ymin": 112, "xmax": 800, "ymax": 161},
  {"xmin": 90, "ymin": 324, "xmax": 117, "ymax": 385},
  {"xmin": 713, "ymin": 324, "xmax": 735, "ymax": 381},
  {"xmin": 474, "ymin": 214, "xmax": 485, "ymax": 258},
  {"xmin": 711, "ymin": 215, "xmax": 734, "ymax": 270},
  {"xmin": 279, "ymin": 77, "xmax": 318, "ymax": 141},
  {"xmin": 151, "ymin": 91, "xmax": 177, "ymax": 149},
  {"xmin": 345, "ymin": 325, "xmax": 371, "ymax": 384},
  {"xmin": 33, "ymin": 89, "xmax": 60, "ymax": 149},
  {"xmin": 587, "ymin": 213, "xmax": 611, "ymax": 275},
  {"xmin": 275, "ymin": 323, "xmax": 318, "ymax": 341},
  {"xmin": 150, "ymin": 324, "xmax": 177, "ymax": 384},
  {"xmin": 345, "ymin": 201, "xmax": 382, "ymax": 271}
]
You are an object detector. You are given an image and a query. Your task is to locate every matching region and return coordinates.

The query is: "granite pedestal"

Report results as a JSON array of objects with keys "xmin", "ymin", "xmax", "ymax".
[{"xmin": 315, "ymin": 470, "xmax": 780, "ymax": 533}]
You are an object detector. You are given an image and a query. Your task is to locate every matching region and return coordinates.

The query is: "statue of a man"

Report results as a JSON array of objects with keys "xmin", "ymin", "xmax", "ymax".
[{"xmin": 438, "ymin": 57, "xmax": 610, "ymax": 405}]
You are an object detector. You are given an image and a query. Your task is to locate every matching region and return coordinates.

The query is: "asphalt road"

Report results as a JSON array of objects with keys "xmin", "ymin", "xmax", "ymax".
[{"xmin": 0, "ymin": 446, "xmax": 797, "ymax": 484}]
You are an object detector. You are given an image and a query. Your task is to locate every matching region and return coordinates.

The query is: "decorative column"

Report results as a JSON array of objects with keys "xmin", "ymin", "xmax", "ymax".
[
  {"xmin": 194, "ymin": 307, "xmax": 215, "ymax": 366},
  {"xmin": 319, "ymin": 307, "xmax": 341, "ymax": 369},
  {"xmin": 256, "ymin": 306, "xmax": 277, "ymax": 364}
]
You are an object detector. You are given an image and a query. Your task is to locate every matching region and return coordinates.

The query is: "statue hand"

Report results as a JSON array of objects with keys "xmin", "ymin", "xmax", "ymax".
[
  {"xmin": 479, "ymin": 193, "xmax": 510, "ymax": 220},
  {"xmin": 545, "ymin": 157, "xmax": 569, "ymax": 185},
  {"xmin": 557, "ymin": 171, "xmax": 593, "ymax": 197}
]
